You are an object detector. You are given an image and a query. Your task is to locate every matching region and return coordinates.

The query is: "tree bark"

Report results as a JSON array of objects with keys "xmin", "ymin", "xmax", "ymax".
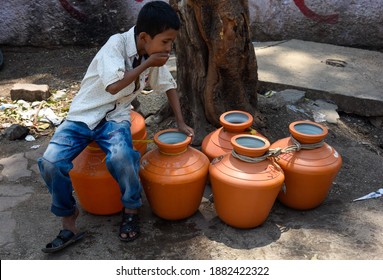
[{"xmin": 170, "ymin": 0, "xmax": 258, "ymax": 144}]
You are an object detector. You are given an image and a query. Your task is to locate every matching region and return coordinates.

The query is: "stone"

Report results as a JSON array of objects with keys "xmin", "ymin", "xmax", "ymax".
[
  {"xmin": 311, "ymin": 99, "xmax": 340, "ymax": 124},
  {"xmin": 278, "ymin": 89, "xmax": 306, "ymax": 104},
  {"xmin": 3, "ymin": 124, "xmax": 29, "ymax": 140},
  {"xmin": 259, "ymin": 89, "xmax": 306, "ymax": 111},
  {"xmin": 136, "ymin": 91, "xmax": 168, "ymax": 118},
  {"xmin": 10, "ymin": 83, "xmax": 50, "ymax": 102}
]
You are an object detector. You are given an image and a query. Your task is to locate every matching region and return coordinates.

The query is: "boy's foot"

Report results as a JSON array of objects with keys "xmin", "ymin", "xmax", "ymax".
[
  {"xmin": 119, "ymin": 208, "xmax": 140, "ymax": 242},
  {"xmin": 41, "ymin": 230, "xmax": 86, "ymax": 253},
  {"xmin": 42, "ymin": 208, "xmax": 86, "ymax": 253}
]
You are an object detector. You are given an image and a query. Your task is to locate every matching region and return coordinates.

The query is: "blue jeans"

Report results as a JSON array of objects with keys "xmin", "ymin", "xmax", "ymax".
[{"xmin": 38, "ymin": 119, "xmax": 142, "ymax": 217}]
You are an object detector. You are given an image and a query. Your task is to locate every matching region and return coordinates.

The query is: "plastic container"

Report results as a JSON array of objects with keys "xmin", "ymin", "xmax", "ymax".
[
  {"xmin": 69, "ymin": 111, "xmax": 147, "ymax": 215},
  {"xmin": 270, "ymin": 120, "xmax": 342, "ymax": 210},
  {"xmin": 201, "ymin": 110, "xmax": 267, "ymax": 161},
  {"xmin": 130, "ymin": 110, "xmax": 148, "ymax": 156},
  {"xmin": 209, "ymin": 135, "xmax": 285, "ymax": 228},
  {"xmin": 139, "ymin": 129, "xmax": 210, "ymax": 220}
]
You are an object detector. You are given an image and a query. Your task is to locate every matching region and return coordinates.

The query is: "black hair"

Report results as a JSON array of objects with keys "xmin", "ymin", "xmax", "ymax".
[{"xmin": 135, "ymin": 1, "xmax": 180, "ymax": 38}]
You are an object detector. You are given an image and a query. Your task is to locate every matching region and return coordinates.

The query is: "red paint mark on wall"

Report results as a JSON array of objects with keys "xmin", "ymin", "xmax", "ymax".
[
  {"xmin": 293, "ymin": 0, "xmax": 339, "ymax": 24},
  {"xmin": 59, "ymin": 0, "xmax": 88, "ymax": 22}
]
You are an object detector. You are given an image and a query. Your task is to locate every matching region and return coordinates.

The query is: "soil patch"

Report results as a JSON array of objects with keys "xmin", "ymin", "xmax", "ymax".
[{"xmin": 1, "ymin": 45, "xmax": 382, "ymax": 260}]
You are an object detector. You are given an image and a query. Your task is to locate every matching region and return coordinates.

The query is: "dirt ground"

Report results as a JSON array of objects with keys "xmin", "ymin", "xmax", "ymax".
[{"xmin": 0, "ymin": 46, "xmax": 383, "ymax": 260}]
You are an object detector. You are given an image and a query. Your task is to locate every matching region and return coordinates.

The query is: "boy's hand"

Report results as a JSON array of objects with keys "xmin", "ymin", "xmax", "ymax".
[
  {"xmin": 177, "ymin": 122, "xmax": 194, "ymax": 138},
  {"xmin": 146, "ymin": 52, "xmax": 170, "ymax": 67}
]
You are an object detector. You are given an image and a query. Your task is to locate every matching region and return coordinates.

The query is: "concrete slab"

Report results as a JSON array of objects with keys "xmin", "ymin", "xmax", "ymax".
[
  {"xmin": 0, "ymin": 153, "xmax": 31, "ymax": 181},
  {"xmin": 254, "ymin": 40, "xmax": 383, "ymax": 117},
  {"xmin": 0, "ymin": 183, "xmax": 33, "ymax": 251}
]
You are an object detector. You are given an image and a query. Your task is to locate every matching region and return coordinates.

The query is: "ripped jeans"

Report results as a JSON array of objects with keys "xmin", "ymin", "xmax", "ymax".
[{"xmin": 38, "ymin": 119, "xmax": 142, "ymax": 217}]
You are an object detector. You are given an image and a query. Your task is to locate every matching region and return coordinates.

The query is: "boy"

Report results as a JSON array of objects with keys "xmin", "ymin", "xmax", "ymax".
[{"xmin": 38, "ymin": 1, "xmax": 193, "ymax": 253}]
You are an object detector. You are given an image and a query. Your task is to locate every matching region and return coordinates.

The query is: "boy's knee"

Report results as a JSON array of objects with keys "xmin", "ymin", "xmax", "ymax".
[
  {"xmin": 38, "ymin": 157, "xmax": 71, "ymax": 174},
  {"xmin": 38, "ymin": 157, "xmax": 56, "ymax": 173}
]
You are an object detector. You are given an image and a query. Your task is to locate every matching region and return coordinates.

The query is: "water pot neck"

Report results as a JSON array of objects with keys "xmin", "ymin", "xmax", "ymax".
[
  {"xmin": 154, "ymin": 129, "xmax": 191, "ymax": 155},
  {"xmin": 220, "ymin": 111, "xmax": 253, "ymax": 133},
  {"xmin": 289, "ymin": 136, "xmax": 325, "ymax": 151},
  {"xmin": 230, "ymin": 135, "xmax": 270, "ymax": 161},
  {"xmin": 289, "ymin": 121, "xmax": 328, "ymax": 144}
]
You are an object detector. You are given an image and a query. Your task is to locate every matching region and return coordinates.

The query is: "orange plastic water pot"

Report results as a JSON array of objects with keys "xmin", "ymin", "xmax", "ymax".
[
  {"xmin": 139, "ymin": 129, "xmax": 210, "ymax": 220},
  {"xmin": 201, "ymin": 110, "xmax": 267, "ymax": 161},
  {"xmin": 69, "ymin": 111, "xmax": 147, "ymax": 215},
  {"xmin": 209, "ymin": 135, "xmax": 284, "ymax": 228},
  {"xmin": 130, "ymin": 110, "xmax": 148, "ymax": 156},
  {"xmin": 270, "ymin": 121, "xmax": 342, "ymax": 210}
]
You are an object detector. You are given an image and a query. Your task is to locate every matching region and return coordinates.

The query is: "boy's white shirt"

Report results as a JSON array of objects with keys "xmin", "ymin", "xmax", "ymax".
[{"xmin": 66, "ymin": 26, "xmax": 177, "ymax": 130}]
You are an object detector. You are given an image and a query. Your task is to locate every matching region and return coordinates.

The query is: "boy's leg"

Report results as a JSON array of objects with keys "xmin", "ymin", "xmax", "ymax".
[
  {"xmin": 38, "ymin": 120, "xmax": 92, "ymax": 241},
  {"xmin": 95, "ymin": 120, "xmax": 142, "ymax": 241}
]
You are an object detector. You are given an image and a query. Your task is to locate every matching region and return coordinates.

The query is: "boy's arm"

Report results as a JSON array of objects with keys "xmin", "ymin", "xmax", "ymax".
[
  {"xmin": 166, "ymin": 88, "xmax": 194, "ymax": 137},
  {"xmin": 106, "ymin": 53, "xmax": 170, "ymax": 95},
  {"xmin": 106, "ymin": 63, "xmax": 146, "ymax": 95}
]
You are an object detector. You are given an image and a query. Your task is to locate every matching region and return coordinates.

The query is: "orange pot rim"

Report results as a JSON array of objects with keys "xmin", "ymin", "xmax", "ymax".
[
  {"xmin": 219, "ymin": 110, "xmax": 253, "ymax": 132},
  {"xmin": 289, "ymin": 121, "xmax": 328, "ymax": 144},
  {"xmin": 154, "ymin": 128, "xmax": 192, "ymax": 155},
  {"xmin": 231, "ymin": 134, "xmax": 270, "ymax": 158}
]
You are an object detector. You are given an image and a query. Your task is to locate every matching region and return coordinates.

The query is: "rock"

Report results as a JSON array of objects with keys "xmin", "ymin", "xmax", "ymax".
[
  {"xmin": 311, "ymin": 99, "xmax": 340, "ymax": 124},
  {"xmin": 258, "ymin": 89, "xmax": 305, "ymax": 111},
  {"xmin": 3, "ymin": 124, "xmax": 30, "ymax": 140},
  {"xmin": 257, "ymin": 93, "xmax": 286, "ymax": 110},
  {"xmin": 278, "ymin": 89, "xmax": 306, "ymax": 104},
  {"xmin": 135, "ymin": 91, "xmax": 168, "ymax": 118},
  {"xmin": 10, "ymin": 83, "xmax": 50, "ymax": 102}
]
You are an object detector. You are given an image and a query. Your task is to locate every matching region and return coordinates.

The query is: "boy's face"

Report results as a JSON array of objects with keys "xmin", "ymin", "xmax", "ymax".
[{"xmin": 142, "ymin": 28, "xmax": 178, "ymax": 56}]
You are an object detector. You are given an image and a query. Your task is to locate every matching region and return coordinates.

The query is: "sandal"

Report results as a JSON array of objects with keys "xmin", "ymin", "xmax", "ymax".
[
  {"xmin": 42, "ymin": 229, "xmax": 86, "ymax": 253},
  {"xmin": 119, "ymin": 210, "xmax": 140, "ymax": 242}
]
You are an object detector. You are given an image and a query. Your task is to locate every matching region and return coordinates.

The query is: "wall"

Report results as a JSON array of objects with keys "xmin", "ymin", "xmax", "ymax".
[
  {"xmin": 0, "ymin": 0, "xmax": 382, "ymax": 48},
  {"xmin": 249, "ymin": 0, "xmax": 383, "ymax": 48},
  {"xmin": 0, "ymin": 0, "xmax": 146, "ymax": 46}
]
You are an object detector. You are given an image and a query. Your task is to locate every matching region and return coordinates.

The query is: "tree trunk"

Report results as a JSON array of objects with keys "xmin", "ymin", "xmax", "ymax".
[{"xmin": 170, "ymin": 0, "xmax": 259, "ymax": 144}]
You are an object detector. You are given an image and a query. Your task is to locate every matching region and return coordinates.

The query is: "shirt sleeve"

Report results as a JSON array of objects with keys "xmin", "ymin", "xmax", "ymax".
[
  {"xmin": 96, "ymin": 35, "xmax": 135, "ymax": 93},
  {"xmin": 148, "ymin": 65, "xmax": 177, "ymax": 93}
]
